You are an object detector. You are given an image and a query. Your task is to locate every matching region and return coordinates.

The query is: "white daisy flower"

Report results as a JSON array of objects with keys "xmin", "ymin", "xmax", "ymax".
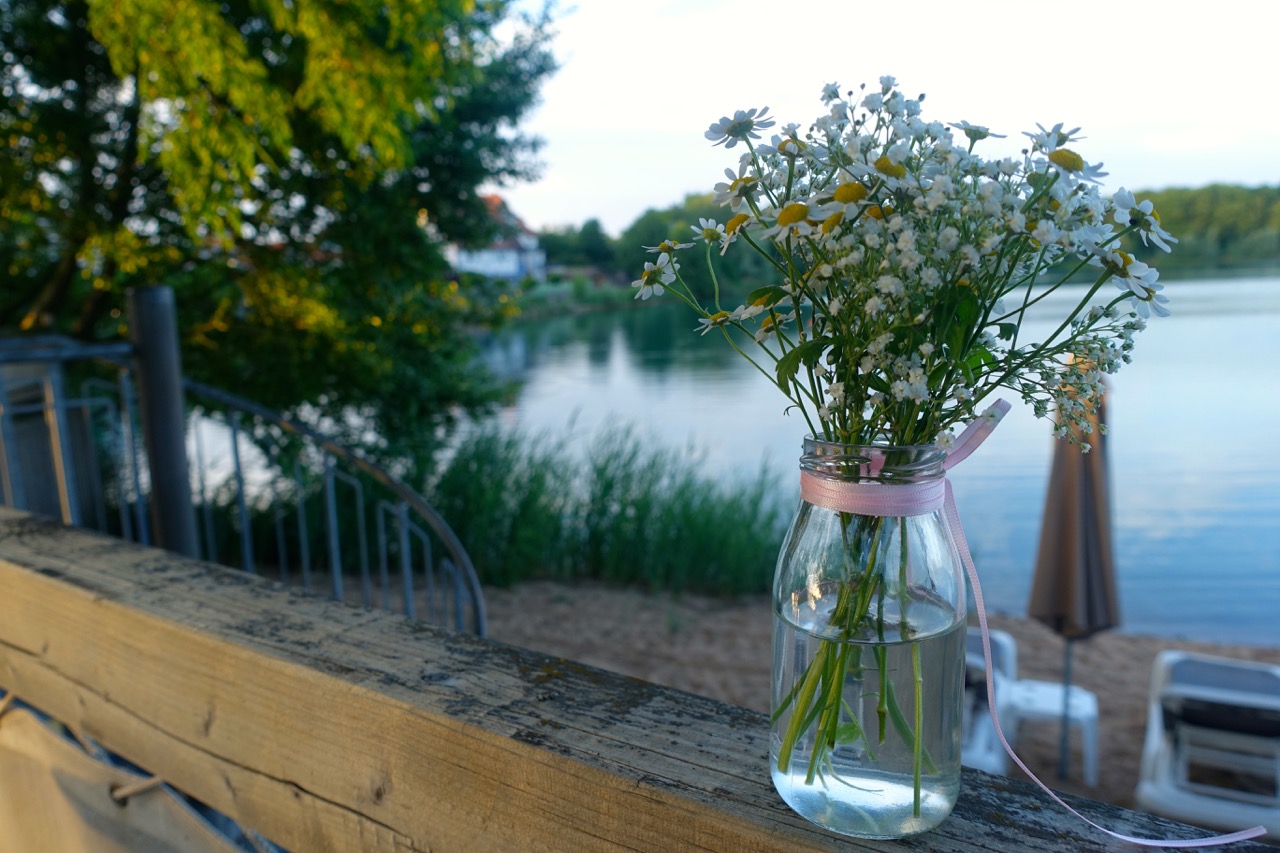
[
  {"xmin": 712, "ymin": 162, "xmax": 762, "ymax": 210},
  {"xmin": 691, "ymin": 218, "xmax": 726, "ymax": 245},
  {"xmin": 705, "ymin": 107, "xmax": 776, "ymax": 148},
  {"xmin": 631, "ymin": 253, "xmax": 676, "ymax": 300}
]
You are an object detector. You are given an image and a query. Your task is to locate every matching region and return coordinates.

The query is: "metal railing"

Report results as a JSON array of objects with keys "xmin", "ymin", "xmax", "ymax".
[
  {"xmin": 0, "ymin": 326, "xmax": 486, "ymax": 637},
  {"xmin": 182, "ymin": 378, "xmax": 486, "ymax": 634}
]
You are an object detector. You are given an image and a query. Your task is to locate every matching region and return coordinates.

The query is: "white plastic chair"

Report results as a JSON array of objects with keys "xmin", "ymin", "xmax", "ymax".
[
  {"xmin": 962, "ymin": 627, "xmax": 1020, "ymax": 775},
  {"xmin": 962, "ymin": 627, "xmax": 1100, "ymax": 785},
  {"xmin": 1134, "ymin": 650, "xmax": 1280, "ymax": 839},
  {"xmin": 967, "ymin": 625, "xmax": 1019, "ymax": 682},
  {"xmin": 1006, "ymin": 677, "xmax": 1100, "ymax": 786}
]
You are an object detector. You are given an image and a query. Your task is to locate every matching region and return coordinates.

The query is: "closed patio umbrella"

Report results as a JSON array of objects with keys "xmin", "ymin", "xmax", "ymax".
[{"xmin": 1029, "ymin": 388, "xmax": 1120, "ymax": 779}]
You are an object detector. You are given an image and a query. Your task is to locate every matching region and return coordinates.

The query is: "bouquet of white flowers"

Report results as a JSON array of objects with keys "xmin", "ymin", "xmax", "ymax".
[
  {"xmin": 636, "ymin": 76, "xmax": 1174, "ymax": 450},
  {"xmin": 636, "ymin": 76, "xmax": 1175, "ymax": 837}
]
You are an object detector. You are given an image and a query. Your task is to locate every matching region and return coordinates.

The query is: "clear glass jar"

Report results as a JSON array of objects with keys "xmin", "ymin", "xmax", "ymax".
[{"xmin": 770, "ymin": 439, "xmax": 967, "ymax": 838}]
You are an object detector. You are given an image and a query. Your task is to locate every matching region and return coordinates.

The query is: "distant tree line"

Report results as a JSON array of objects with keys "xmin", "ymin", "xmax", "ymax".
[
  {"xmin": 540, "ymin": 184, "xmax": 1280, "ymax": 289},
  {"xmin": 1126, "ymin": 185, "xmax": 1280, "ymax": 274}
]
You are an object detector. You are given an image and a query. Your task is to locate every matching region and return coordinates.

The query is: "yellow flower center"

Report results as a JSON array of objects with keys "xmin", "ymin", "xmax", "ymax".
[
  {"xmin": 707, "ymin": 310, "xmax": 731, "ymax": 326},
  {"xmin": 821, "ymin": 211, "xmax": 844, "ymax": 233},
  {"xmin": 729, "ymin": 176, "xmax": 757, "ymax": 193},
  {"xmin": 778, "ymin": 138, "xmax": 806, "ymax": 157},
  {"xmin": 1102, "ymin": 251, "xmax": 1136, "ymax": 277},
  {"xmin": 873, "ymin": 155, "xmax": 907, "ymax": 179},
  {"xmin": 866, "ymin": 204, "xmax": 892, "ymax": 220},
  {"xmin": 776, "ymin": 202, "xmax": 810, "ymax": 227},
  {"xmin": 725, "ymin": 212, "xmax": 750, "ymax": 234},
  {"xmin": 1048, "ymin": 148, "xmax": 1085, "ymax": 172},
  {"xmin": 833, "ymin": 182, "xmax": 869, "ymax": 204}
]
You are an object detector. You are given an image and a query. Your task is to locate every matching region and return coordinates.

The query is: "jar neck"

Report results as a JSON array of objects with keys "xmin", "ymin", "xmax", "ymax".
[{"xmin": 800, "ymin": 438, "xmax": 945, "ymax": 484}]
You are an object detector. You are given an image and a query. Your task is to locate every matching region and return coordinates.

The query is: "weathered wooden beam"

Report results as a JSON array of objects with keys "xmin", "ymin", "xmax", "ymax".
[{"xmin": 0, "ymin": 508, "xmax": 1267, "ymax": 852}]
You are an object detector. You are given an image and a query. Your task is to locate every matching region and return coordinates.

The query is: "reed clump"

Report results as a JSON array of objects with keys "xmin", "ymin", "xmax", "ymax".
[{"xmin": 427, "ymin": 422, "xmax": 788, "ymax": 596}]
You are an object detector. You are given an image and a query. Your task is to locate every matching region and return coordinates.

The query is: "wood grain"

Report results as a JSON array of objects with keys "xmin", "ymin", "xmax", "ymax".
[{"xmin": 0, "ymin": 508, "xmax": 1266, "ymax": 851}]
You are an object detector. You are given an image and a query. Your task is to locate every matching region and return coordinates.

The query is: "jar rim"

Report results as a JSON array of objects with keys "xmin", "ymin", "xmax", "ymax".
[
  {"xmin": 800, "ymin": 437, "xmax": 946, "ymax": 479},
  {"xmin": 802, "ymin": 435, "xmax": 941, "ymax": 453}
]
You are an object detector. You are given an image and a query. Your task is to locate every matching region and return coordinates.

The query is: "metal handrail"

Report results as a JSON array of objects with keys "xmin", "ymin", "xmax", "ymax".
[
  {"xmin": 0, "ymin": 338, "xmax": 486, "ymax": 637},
  {"xmin": 182, "ymin": 378, "xmax": 487, "ymax": 636}
]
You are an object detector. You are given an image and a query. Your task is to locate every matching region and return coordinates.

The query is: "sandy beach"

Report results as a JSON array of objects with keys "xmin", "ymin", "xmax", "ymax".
[{"xmin": 482, "ymin": 580, "xmax": 1280, "ymax": 816}]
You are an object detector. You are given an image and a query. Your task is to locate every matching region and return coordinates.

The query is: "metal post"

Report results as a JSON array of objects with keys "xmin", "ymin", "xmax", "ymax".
[
  {"xmin": 0, "ymin": 380, "xmax": 25, "ymax": 508},
  {"xmin": 127, "ymin": 286, "xmax": 199, "ymax": 557},
  {"xmin": 41, "ymin": 371, "xmax": 81, "ymax": 526},
  {"xmin": 227, "ymin": 411, "xmax": 254, "ymax": 574}
]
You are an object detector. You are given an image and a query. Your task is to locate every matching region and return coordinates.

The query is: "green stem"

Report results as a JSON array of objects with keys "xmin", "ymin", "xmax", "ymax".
[{"xmin": 913, "ymin": 642, "xmax": 924, "ymax": 816}]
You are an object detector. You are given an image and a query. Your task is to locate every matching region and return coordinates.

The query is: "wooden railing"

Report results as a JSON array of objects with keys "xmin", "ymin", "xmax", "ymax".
[{"xmin": 0, "ymin": 507, "xmax": 1268, "ymax": 852}]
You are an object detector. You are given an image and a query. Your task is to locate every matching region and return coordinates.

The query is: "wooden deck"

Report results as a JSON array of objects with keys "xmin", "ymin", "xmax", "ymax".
[{"xmin": 0, "ymin": 507, "xmax": 1269, "ymax": 851}]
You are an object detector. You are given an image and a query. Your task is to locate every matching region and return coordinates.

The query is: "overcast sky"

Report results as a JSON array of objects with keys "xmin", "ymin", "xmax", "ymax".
[{"xmin": 496, "ymin": 0, "xmax": 1279, "ymax": 236}]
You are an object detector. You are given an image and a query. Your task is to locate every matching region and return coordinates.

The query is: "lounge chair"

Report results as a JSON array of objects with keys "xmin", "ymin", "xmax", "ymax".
[{"xmin": 1134, "ymin": 650, "xmax": 1280, "ymax": 839}]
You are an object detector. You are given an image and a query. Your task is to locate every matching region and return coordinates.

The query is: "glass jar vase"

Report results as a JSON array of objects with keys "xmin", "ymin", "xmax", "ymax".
[{"xmin": 770, "ymin": 439, "xmax": 967, "ymax": 838}]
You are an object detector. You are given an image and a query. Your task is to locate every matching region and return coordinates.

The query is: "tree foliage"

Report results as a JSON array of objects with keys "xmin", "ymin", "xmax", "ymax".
[
  {"xmin": 1127, "ymin": 184, "xmax": 1280, "ymax": 273},
  {"xmin": 539, "ymin": 216, "xmax": 615, "ymax": 270},
  {"xmin": 0, "ymin": 0, "xmax": 556, "ymax": 465}
]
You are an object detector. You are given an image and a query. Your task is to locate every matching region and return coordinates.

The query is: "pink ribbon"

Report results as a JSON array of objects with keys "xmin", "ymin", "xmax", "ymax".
[{"xmin": 799, "ymin": 400, "xmax": 1266, "ymax": 847}]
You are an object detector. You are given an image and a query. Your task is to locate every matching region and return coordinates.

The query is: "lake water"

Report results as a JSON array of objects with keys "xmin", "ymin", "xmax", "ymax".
[{"xmin": 478, "ymin": 277, "xmax": 1280, "ymax": 646}]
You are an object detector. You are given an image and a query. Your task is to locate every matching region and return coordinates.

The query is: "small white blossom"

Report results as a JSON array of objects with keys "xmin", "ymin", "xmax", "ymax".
[
  {"xmin": 691, "ymin": 218, "xmax": 726, "ymax": 244},
  {"xmin": 694, "ymin": 310, "xmax": 735, "ymax": 335},
  {"xmin": 949, "ymin": 121, "xmax": 1006, "ymax": 145},
  {"xmin": 1112, "ymin": 187, "xmax": 1177, "ymax": 252},
  {"xmin": 712, "ymin": 162, "xmax": 761, "ymax": 210},
  {"xmin": 705, "ymin": 107, "xmax": 775, "ymax": 148},
  {"xmin": 644, "ymin": 239, "xmax": 693, "ymax": 255}
]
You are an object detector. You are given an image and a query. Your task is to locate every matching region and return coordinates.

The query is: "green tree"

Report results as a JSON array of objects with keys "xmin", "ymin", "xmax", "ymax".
[
  {"xmin": 539, "ymin": 218, "xmax": 617, "ymax": 271},
  {"xmin": 576, "ymin": 218, "xmax": 614, "ymax": 268},
  {"xmin": 0, "ymin": 0, "xmax": 556, "ymax": 465}
]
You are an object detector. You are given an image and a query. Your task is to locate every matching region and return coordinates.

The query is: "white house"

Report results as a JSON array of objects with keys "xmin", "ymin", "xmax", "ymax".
[{"xmin": 445, "ymin": 195, "xmax": 546, "ymax": 283}]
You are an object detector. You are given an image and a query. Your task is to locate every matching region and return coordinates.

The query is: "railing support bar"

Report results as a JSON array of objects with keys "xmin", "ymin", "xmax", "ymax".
[{"xmin": 127, "ymin": 286, "xmax": 198, "ymax": 557}]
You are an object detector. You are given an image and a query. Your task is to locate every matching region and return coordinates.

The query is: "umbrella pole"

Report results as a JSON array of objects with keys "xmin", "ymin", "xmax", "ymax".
[{"xmin": 1058, "ymin": 638, "xmax": 1074, "ymax": 779}]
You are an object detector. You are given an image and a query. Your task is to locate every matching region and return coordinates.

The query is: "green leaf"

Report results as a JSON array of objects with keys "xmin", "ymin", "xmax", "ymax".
[
  {"xmin": 747, "ymin": 285, "xmax": 789, "ymax": 309},
  {"xmin": 774, "ymin": 338, "xmax": 826, "ymax": 388},
  {"xmin": 835, "ymin": 721, "xmax": 866, "ymax": 744},
  {"xmin": 959, "ymin": 346, "xmax": 996, "ymax": 383}
]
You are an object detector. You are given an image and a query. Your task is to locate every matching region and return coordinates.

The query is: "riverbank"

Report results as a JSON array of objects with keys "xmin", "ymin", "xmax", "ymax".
[
  {"xmin": 477, "ymin": 277, "xmax": 1280, "ymax": 646},
  {"xmin": 482, "ymin": 579, "xmax": 1280, "ymax": 818}
]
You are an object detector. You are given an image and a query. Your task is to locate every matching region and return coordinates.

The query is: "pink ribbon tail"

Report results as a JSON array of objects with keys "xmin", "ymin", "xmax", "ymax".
[
  {"xmin": 955, "ymin": 480, "xmax": 1266, "ymax": 846},
  {"xmin": 803, "ymin": 400, "xmax": 1267, "ymax": 847}
]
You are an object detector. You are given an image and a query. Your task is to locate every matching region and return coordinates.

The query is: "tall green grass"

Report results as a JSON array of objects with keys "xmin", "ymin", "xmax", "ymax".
[{"xmin": 427, "ymin": 422, "xmax": 789, "ymax": 596}]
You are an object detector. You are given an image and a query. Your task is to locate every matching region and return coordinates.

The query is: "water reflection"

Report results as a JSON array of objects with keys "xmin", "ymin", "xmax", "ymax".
[{"xmin": 477, "ymin": 278, "xmax": 1280, "ymax": 645}]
